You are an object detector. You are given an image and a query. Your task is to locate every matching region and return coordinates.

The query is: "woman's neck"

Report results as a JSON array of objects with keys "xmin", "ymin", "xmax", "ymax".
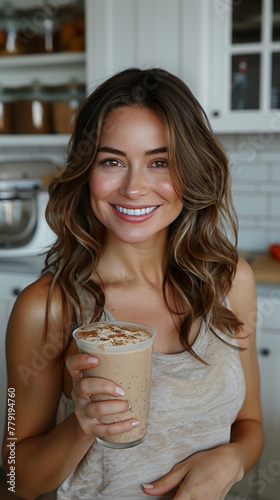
[{"xmin": 95, "ymin": 233, "xmax": 167, "ymax": 286}]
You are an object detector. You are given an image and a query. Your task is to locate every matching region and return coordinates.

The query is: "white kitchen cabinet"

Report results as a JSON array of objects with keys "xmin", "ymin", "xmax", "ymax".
[
  {"xmin": 85, "ymin": 0, "xmax": 280, "ymax": 135},
  {"xmin": 3, "ymin": 0, "xmax": 279, "ymax": 147},
  {"xmin": 85, "ymin": 0, "xmax": 208, "ymax": 105},
  {"xmin": 207, "ymin": 0, "xmax": 280, "ymax": 133},
  {"xmin": 257, "ymin": 331, "xmax": 280, "ymax": 500},
  {"xmin": 253, "ymin": 294, "xmax": 280, "ymax": 500},
  {"xmin": 0, "ymin": 270, "xmax": 38, "ymax": 465},
  {"xmin": 226, "ymin": 289, "xmax": 280, "ymax": 500}
]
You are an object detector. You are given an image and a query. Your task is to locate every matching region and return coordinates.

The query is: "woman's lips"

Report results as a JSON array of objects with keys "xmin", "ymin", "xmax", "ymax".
[{"xmin": 111, "ymin": 204, "xmax": 159, "ymax": 222}]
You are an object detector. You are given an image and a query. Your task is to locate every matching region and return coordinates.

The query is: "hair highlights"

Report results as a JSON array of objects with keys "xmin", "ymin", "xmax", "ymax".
[{"xmin": 43, "ymin": 67, "xmax": 242, "ymax": 357}]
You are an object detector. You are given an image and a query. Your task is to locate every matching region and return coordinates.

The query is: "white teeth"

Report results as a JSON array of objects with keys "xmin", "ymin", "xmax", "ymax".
[{"xmin": 115, "ymin": 205, "xmax": 157, "ymax": 216}]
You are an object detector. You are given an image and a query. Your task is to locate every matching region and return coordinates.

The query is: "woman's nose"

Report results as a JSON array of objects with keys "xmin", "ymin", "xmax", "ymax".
[{"xmin": 119, "ymin": 167, "xmax": 149, "ymax": 199}]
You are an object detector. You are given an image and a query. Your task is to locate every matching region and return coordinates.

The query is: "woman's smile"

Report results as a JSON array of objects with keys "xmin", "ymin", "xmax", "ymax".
[
  {"xmin": 89, "ymin": 106, "xmax": 183, "ymax": 244},
  {"xmin": 114, "ymin": 204, "xmax": 158, "ymax": 216},
  {"xmin": 111, "ymin": 203, "xmax": 160, "ymax": 222}
]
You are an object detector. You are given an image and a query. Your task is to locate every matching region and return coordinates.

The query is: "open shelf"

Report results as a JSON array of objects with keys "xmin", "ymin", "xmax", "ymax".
[
  {"xmin": 0, "ymin": 134, "xmax": 70, "ymax": 149},
  {"xmin": 0, "ymin": 51, "xmax": 85, "ymax": 69}
]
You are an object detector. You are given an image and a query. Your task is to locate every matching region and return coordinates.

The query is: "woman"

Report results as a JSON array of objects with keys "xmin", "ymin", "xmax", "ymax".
[{"xmin": 2, "ymin": 68, "xmax": 263, "ymax": 500}]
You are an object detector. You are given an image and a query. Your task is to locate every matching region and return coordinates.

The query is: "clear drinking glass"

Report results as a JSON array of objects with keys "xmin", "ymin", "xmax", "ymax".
[{"xmin": 73, "ymin": 321, "xmax": 156, "ymax": 449}]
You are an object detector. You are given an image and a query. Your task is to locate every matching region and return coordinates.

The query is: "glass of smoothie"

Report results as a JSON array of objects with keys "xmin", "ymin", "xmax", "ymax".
[{"xmin": 73, "ymin": 321, "xmax": 156, "ymax": 449}]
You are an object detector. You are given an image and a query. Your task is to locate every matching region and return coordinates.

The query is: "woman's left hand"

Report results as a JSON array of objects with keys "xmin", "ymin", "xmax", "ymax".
[{"xmin": 142, "ymin": 443, "xmax": 244, "ymax": 499}]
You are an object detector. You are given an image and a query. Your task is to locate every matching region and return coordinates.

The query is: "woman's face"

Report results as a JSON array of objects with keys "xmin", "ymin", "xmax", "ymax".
[{"xmin": 89, "ymin": 106, "xmax": 183, "ymax": 245}]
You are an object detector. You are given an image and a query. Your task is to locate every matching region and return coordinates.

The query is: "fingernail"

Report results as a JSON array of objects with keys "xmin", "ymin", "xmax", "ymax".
[
  {"xmin": 87, "ymin": 356, "xmax": 98, "ymax": 364},
  {"xmin": 131, "ymin": 420, "xmax": 140, "ymax": 427},
  {"xmin": 143, "ymin": 484, "xmax": 154, "ymax": 489},
  {"xmin": 115, "ymin": 386, "xmax": 125, "ymax": 396}
]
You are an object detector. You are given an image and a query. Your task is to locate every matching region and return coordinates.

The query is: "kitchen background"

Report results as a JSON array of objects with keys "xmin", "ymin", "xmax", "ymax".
[
  {"xmin": 0, "ymin": 1, "xmax": 280, "ymax": 500},
  {"xmin": 221, "ymin": 133, "xmax": 280, "ymax": 250}
]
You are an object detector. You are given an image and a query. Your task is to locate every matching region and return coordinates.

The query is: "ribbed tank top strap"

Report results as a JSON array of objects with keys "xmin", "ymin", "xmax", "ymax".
[{"xmin": 77, "ymin": 285, "xmax": 115, "ymax": 324}]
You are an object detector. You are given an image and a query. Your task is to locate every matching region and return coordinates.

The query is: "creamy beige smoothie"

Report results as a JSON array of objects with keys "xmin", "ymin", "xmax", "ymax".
[{"xmin": 73, "ymin": 321, "xmax": 156, "ymax": 448}]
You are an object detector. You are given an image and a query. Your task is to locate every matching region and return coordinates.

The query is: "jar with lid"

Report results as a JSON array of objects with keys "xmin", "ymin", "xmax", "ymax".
[
  {"xmin": 60, "ymin": 5, "xmax": 85, "ymax": 52},
  {"xmin": 0, "ymin": 87, "xmax": 17, "ymax": 134},
  {"xmin": 51, "ymin": 82, "xmax": 85, "ymax": 134},
  {"xmin": 0, "ymin": 5, "xmax": 26, "ymax": 56},
  {"xmin": 14, "ymin": 84, "xmax": 52, "ymax": 134},
  {"xmin": 22, "ymin": 9, "xmax": 60, "ymax": 54}
]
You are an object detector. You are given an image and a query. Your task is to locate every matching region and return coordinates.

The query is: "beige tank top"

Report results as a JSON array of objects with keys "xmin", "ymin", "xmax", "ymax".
[{"xmin": 56, "ymin": 297, "xmax": 245, "ymax": 500}]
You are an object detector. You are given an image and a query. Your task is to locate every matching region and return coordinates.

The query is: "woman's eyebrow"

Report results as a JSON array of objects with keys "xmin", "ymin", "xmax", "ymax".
[
  {"xmin": 145, "ymin": 147, "xmax": 167, "ymax": 156},
  {"xmin": 97, "ymin": 147, "xmax": 125, "ymax": 155},
  {"xmin": 97, "ymin": 146, "xmax": 167, "ymax": 156}
]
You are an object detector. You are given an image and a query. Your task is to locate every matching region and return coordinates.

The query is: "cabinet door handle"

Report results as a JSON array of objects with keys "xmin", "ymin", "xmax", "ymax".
[
  {"xmin": 259, "ymin": 348, "xmax": 270, "ymax": 357},
  {"xmin": 12, "ymin": 288, "xmax": 21, "ymax": 296}
]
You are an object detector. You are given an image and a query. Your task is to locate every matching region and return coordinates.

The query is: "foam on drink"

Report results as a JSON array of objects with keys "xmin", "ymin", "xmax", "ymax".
[{"xmin": 75, "ymin": 324, "xmax": 151, "ymax": 346}]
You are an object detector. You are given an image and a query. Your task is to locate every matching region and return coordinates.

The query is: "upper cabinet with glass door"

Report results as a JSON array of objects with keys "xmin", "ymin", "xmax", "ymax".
[{"xmin": 208, "ymin": 0, "xmax": 280, "ymax": 133}]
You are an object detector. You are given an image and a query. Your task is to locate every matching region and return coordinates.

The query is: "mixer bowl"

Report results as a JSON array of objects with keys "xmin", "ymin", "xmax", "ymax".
[{"xmin": 0, "ymin": 185, "xmax": 38, "ymax": 248}]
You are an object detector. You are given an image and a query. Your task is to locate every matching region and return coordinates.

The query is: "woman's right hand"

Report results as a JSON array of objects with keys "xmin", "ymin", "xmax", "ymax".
[{"xmin": 66, "ymin": 353, "xmax": 139, "ymax": 437}]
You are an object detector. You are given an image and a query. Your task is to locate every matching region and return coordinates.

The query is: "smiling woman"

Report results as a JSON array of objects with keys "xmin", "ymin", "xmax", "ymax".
[
  {"xmin": 2, "ymin": 68, "xmax": 264, "ymax": 500},
  {"xmin": 88, "ymin": 106, "xmax": 183, "ymax": 244}
]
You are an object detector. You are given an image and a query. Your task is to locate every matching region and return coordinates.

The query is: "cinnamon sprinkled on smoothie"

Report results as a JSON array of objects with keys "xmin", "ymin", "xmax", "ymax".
[{"xmin": 75, "ymin": 324, "xmax": 151, "ymax": 346}]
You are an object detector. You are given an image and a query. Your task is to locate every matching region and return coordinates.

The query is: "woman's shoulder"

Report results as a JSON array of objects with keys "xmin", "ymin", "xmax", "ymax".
[
  {"xmin": 227, "ymin": 256, "xmax": 257, "ymax": 323},
  {"xmin": 19, "ymin": 271, "xmax": 54, "ymax": 298},
  {"xmin": 12, "ymin": 272, "xmax": 57, "ymax": 318},
  {"xmin": 7, "ymin": 272, "xmax": 72, "ymax": 344},
  {"xmin": 230, "ymin": 257, "xmax": 256, "ymax": 293},
  {"xmin": 10, "ymin": 272, "xmax": 51, "ymax": 318}
]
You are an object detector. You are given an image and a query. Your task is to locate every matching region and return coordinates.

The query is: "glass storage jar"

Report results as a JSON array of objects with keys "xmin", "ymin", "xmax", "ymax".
[
  {"xmin": 0, "ymin": 87, "xmax": 16, "ymax": 134},
  {"xmin": 51, "ymin": 82, "xmax": 85, "ymax": 134},
  {"xmin": 14, "ymin": 84, "xmax": 52, "ymax": 134},
  {"xmin": 0, "ymin": 5, "xmax": 26, "ymax": 56},
  {"xmin": 23, "ymin": 11, "xmax": 60, "ymax": 54},
  {"xmin": 60, "ymin": 5, "xmax": 84, "ymax": 52}
]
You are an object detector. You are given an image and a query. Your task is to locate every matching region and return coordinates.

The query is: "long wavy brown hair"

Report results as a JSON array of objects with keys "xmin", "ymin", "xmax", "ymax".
[{"xmin": 43, "ymin": 67, "xmax": 243, "ymax": 358}]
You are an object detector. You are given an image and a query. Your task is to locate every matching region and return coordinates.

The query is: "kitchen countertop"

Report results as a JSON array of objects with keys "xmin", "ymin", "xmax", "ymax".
[{"xmin": 245, "ymin": 253, "xmax": 280, "ymax": 285}]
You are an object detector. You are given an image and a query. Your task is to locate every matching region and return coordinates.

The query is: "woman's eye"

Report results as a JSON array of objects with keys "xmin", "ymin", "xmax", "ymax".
[
  {"xmin": 151, "ymin": 160, "xmax": 168, "ymax": 168},
  {"xmin": 101, "ymin": 159, "xmax": 123, "ymax": 167}
]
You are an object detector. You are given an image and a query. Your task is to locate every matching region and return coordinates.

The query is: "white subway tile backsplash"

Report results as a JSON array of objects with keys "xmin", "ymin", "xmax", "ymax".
[
  {"xmin": 258, "ymin": 218, "xmax": 280, "ymax": 229},
  {"xmin": 233, "ymin": 194, "xmax": 267, "ymax": 217},
  {"xmin": 271, "ymin": 196, "xmax": 280, "ymax": 215},
  {"xmin": 237, "ymin": 218, "xmax": 279, "ymax": 229},
  {"xmin": 237, "ymin": 228, "xmax": 269, "ymax": 251},
  {"xmin": 254, "ymin": 183, "xmax": 280, "ymax": 193},
  {"xmin": 268, "ymin": 229, "xmax": 280, "ymax": 243},
  {"xmin": 238, "ymin": 219, "xmax": 261, "ymax": 227},
  {"xmin": 230, "ymin": 163, "xmax": 269, "ymax": 182},
  {"xmin": 219, "ymin": 134, "xmax": 280, "ymax": 251},
  {"xmin": 232, "ymin": 184, "xmax": 259, "ymax": 193},
  {"xmin": 272, "ymin": 165, "xmax": 280, "ymax": 180}
]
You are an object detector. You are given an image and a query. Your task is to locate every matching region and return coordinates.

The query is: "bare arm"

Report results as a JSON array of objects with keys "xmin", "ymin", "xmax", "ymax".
[
  {"xmin": 2, "ymin": 275, "xmax": 95, "ymax": 499},
  {"xmin": 227, "ymin": 257, "xmax": 264, "ymax": 472},
  {"xmin": 2, "ymin": 274, "xmax": 139, "ymax": 499},
  {"xmin": 143, "ymin": 258, "xmax": 264, "ymax": 499}
]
